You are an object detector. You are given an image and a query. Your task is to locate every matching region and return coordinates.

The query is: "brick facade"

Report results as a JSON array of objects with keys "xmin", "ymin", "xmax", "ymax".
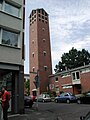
[
  {"xmin": 29, "ymin": 9, "xmax": 52, "ymax": 95},
  {"xmin": 49, "ymin": 65, "xmax": 90, "ymax": 95}
]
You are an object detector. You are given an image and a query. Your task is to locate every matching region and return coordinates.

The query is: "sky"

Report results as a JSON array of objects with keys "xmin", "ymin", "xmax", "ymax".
[{"xmin": 24, "ymin": 0, "xmax": 90, "ymax": 74}]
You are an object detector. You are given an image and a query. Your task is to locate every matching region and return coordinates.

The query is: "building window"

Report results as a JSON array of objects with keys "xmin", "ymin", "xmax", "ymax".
[
  {"xmin": 42, "ymin": 9, "xmax": 44, "ymax": 15},
  {"xmin": 32, "ymin": 29, "xmax": 34, "ymax": 32},
  {"xmin": 61, "ymin": 73, "xmax": 70, "ymax": 78},
  {"xmin": 43, "ymin": 51, "xmax": 46, "ymax": 56},
  {"xmin": 55, "ymin": 77, "xmax": 58, "ymax": 82},
  {"xmin": 1, "ymin": 29, "xmax": 19, "ymax": 47},
  {"xmin": 34, "ymin": 15, "xmax": 36, "ymax": 18},
  {"xmin": 72, "ymin": 71, "xmax": 80, "ymax": 80},
  {"xmin": 45, "ymin": 12, "xmax": 47, "ymax": 16},
  {"xmin": 44, "ymin": 66, "xmax": 47, "ymax": 71},
  {"xmin": 38, "ymin": 9, "xmax": 40, "ymax": 13},
  {"xmin": 42, "ymin": 28, "xmax": 45, "ymax": 31},
  {"xmin": 43, "ymin": 39, "xmax": 46, "ymax": 42},
  {"xmin": 42, "ymin": 16, "xmax": 44, "ymax": 19},
  {"xmin": 32, "ymin": 52, "xmax": 35, "ymax": 57},
  {"xmin": 42, "ymin": 20, "xmax": 44, "ymax": 22},
  {"xmin": 38, "ymin": 14, "xmax": 41, "ymax": 17},
  {"xmin": 32, "ymin": 40, "xmax": 34, "ymax": 44},
  {"xmin": 5, "ymin": 2, "xmax": 20, "ymax": 17},
  {"xmin": 62, "ymin": 85, "xmax": 72, "ymax": 89},
  {"xmin": 56, "ymin": 86, "xmax": 59, "ymax": 93},
  {"xmin": 0, "ymin": 0, "xmax": 3, "ymax": 10},
  {"xmin": 32, "ymin": 67, "xmax": 35, "ymax": 72},
  {"xmin": 45, "ymin": 17, "xmax": 48, "ymax": 20}
]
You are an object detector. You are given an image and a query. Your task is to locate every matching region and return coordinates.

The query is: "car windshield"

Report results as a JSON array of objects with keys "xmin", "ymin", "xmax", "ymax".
[
  {"xmin": 43, "ymin": 94, "xmax": 50, "ymax": 97},
  {"xmin": 69, "ymin": 92, "xmax": 73, "ymax": 96}
]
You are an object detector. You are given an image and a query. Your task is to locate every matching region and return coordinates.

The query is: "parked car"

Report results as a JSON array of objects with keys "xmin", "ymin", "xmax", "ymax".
[
  {"xmin": 80, "ymin": 111, "xmax": 90, "ymax": 120},
  {"xmin": 36, "ymin": 93, "xmax": 51, "ymax": 102},
  {"xmin": 55, "ymin": 92, "xmax": 76, "ymax": 103},
  {"xmin": 77, "ymin": 91, "xmax": 90, "ymax": 104},
  {"xmin": 24, "ymin": 95, "xmax": 33, "ymax": 108}
]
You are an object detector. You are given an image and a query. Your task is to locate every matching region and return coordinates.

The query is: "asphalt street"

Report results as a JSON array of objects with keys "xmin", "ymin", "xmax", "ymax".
[{"xmin": 24, "ymin": 102, "xmax": 90, "ymax": 120}]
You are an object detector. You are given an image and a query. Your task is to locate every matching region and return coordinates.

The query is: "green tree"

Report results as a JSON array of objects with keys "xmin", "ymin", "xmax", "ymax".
[
  {"xmin": 54, "ymin": 47, "xmax": 90, "ymax": 73},
  {"xmin": 24, "ymin": 80, "xmax": 30, "ymax": 95}
]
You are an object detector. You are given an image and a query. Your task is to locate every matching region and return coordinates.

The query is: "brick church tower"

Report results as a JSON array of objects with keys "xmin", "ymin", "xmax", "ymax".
[{"xmin": 29, "ymin": 8, "xmax": 52, "ymax": 95}]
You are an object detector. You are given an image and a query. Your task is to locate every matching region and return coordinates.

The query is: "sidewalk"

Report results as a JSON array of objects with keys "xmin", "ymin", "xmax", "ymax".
[
  {"xmin": 8, "ymin": 108, "xmax": 63, "ymax": 120},
  {"xmin": 8, "ymin": 114, "xmax": 62, "ymax": 120}
]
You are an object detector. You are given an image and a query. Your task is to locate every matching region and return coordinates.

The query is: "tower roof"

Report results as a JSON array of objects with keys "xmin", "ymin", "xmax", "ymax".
[{"xmin": 29, "ymin": 8, "xmax": 48, "ymax": 18}]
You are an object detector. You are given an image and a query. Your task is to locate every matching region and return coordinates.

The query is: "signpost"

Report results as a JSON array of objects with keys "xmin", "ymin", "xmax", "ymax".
[{"xmin": 34, "ymin": 75, "xmax": 39, "ymax": 89}]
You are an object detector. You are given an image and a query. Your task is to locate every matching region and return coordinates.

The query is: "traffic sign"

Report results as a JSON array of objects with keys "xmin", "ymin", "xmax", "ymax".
[{"xmin": 33, "ymin": 75, "xmax": 40, "ymax": 88}]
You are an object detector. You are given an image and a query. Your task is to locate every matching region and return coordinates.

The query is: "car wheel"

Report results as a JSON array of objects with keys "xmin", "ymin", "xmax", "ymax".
[
  {"xmin": 66, "ymin": 99, "xmax": 70, "ymax": 103},
  {"xmin": 43, "ymin": 99, "xmax": 45, "ymax": 103},
  {"xmin": 77, "ymin": 99, "xmax": 81, "ymax": 104},
  {"xmin": 55, "ymin": 99, "xmax": 58, "ymax": 103}
]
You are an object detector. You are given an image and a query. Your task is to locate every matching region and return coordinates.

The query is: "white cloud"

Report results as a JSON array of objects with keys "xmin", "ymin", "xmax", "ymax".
[{"xmin": 25, "ymin": 0, "xmax": 90, "ymax": 74}]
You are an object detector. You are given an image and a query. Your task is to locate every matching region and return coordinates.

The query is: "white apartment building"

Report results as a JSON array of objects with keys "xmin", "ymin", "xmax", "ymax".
[{"xmin": 0, "ymin": 0, "xmax": 25, "ymax": 114}]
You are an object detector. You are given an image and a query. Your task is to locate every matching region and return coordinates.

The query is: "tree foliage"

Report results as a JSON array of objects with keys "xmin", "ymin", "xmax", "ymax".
[
  {"xmin": 54, "ymin": 47, "xmax": 90, "ymax": 73},
  {"xmin": 24, "ymin": 80, "xmax": 30, "ymax": 95}
]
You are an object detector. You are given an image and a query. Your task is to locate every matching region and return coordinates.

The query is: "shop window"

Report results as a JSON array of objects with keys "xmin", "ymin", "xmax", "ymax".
[
  {"xmin": 0, "ymin": 71, "xmax": 12, "ymax": 112},
  {"xmin": 5, "ymin": 2, "xmax": 20, "ymax": 17},
  {"xmin": 2, "ymin": 29, "xmax": 19, "ymax": 48},
  {"xmin": 72, "ymin": 71, "xmax": 80, "ymax": 80}
]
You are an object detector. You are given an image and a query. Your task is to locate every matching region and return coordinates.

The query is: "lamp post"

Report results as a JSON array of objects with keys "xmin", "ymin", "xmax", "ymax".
[{"xmin": 30, "ymin": 69, "xmax": 40, "ymax": 110}]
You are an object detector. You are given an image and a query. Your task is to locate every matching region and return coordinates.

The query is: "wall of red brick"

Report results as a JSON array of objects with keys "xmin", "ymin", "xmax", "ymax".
[
  {"xmin": 29, "ymin": 9, "xmax": 52, "ymax": 94},
  {"xmin": 80, "ymin": 72, "xmax": 90, "ymax": 93},
  {"xmin": 49, "ymin": 69, "xmax": 90, "ymax": 95}
]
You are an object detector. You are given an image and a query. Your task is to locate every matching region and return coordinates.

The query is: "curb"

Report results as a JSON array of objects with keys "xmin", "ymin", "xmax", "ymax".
[{"xmin": 8, "ymin": 114, "xmax": 28, "ymax": 120}]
